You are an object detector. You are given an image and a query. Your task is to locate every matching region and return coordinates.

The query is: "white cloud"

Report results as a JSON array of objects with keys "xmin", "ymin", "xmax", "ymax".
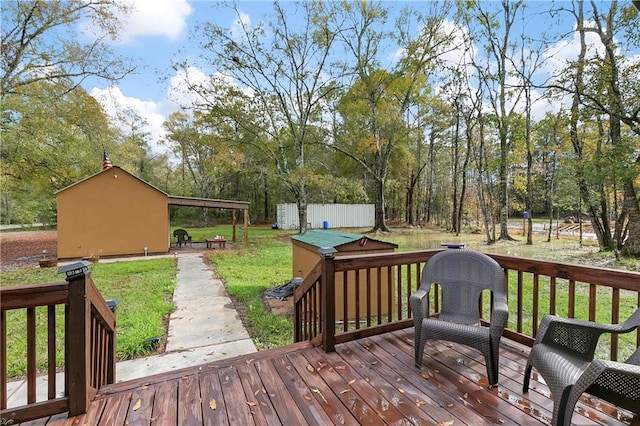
[
  {"xmin": 90, "ymin": 86, "xmax": 168, "ymax": 154},
  {"xmin": 86, "ymin": 0, "xmax": 193, "ymax": 44}
]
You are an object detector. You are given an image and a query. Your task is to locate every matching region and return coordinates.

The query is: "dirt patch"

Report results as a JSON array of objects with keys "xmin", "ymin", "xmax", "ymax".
[
  {"xmin": 0, "ymin": 230, "xmax": 58, "ymax": 271},
  {"xmin": 265, "ymin": 297, "xmax": 294, "ymax": 317}
]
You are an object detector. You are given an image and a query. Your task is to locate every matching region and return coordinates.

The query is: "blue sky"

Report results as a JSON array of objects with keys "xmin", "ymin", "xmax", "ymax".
[{"xmin": 84, "ymin": 1, "xmax": 639, "ymax": 157}]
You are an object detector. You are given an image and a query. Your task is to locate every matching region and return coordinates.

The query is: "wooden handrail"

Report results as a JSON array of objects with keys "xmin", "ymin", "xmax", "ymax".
[
  {"xmin": 293, "ymin": 248, "xmax": 640, "ymax": 360},
  {"xmin": 1, "ymin": 271, "xmax": 116, "ymax": 424}
]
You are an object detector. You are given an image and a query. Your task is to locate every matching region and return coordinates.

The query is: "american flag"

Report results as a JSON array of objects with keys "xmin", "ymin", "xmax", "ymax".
[{"xmin": 102, "ymin": 149, "xmax": 113, "ymax": 170}]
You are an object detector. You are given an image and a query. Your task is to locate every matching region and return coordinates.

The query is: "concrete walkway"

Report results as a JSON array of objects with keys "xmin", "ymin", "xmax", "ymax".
[{"xmin": 6, "ymin": 252, "xmax": 256, "ymax": 407}]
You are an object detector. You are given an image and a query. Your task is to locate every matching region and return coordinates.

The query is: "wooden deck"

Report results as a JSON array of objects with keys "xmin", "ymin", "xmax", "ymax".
[{"xmin": 20, "ymin": 328, "xmax": 638, "ymax": 426}]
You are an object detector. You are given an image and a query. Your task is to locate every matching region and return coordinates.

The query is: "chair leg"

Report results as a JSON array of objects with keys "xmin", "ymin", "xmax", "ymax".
[
  {"xmin": 485, "ymin": 353, "xmax": 499, "ymax": 387},
  {"xmin": 413, "ymin": 336, "xmax": 424, "ymax": 368},
  {"xmin": 554, "ymin": 388, "xmax": 573, "ymax": 426},
  {"xmin": 414, "ymin": 333, "xmax": 426, "ymax": 368},
  {"xmin": 523, "ymin": 363, "xmax": 533, "ymax": 393}
]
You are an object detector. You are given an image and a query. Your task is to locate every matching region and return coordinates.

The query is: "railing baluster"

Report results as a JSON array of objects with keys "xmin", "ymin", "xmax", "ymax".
[
  {"xmin": 387, "ymin": 267, "xmax": 392, "ymax": 323},
  {"xmin": 550, "ymin": 276, "xmax": 557, "ymax": 315},
  {"xmin": 354, "ymin": 270, "xmax": 360, "ymax": 330},
  {"xmin": 366, "ymin": 269, "xmax": 371, "ymax": 327},
  {"xmin": 516, "ymin": 271, "xmax": 523, "ymax": 333},
  {"xmin": 342, "ymin": 271, "xmax": 348, "ymax": 332},
  {"xmin": 47, "ymin": 305, "xmax": 56, "ymax": 399},
  {"xmin": 568, "ymin": 279, "xmax": 576, "ymax": 317},
  {"xmin": 532, "ymin": 274, "xmax": 539, "ymax": 337},
  {"xmin": 612, "ymin": 288, "xmax": 620, "ymax": 361},
  {"xmin": 588, "ymin": 283, "xmax": 597, "ymax": 322},
  {"xmin": 376, "ymin": 267, "xmax": 382, "ymax": 325},
  {"xmin": 26, "ymin": 307, "xmax": 36, "ymax": 404},
  {"xmin": 1, "ymin": 310, "xmax": 6, "ymax": 410}
]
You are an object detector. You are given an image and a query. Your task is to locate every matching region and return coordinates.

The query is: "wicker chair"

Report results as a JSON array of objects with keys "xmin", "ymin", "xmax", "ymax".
[
  {"xmin": 409, "ymin": 249, "xmax": 508, "ymax": 387},
  {"xmin": 523, "ymin": 308, "xmax": 640, "ymax": 426}
]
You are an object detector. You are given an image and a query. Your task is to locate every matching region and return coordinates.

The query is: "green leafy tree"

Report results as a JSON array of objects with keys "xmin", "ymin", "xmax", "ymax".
[
  {"xmin": 1, "ymin": 0, "xmax": 133, "ymax": 100},
  {"xmin": 1, "ymin": 80, "xmax": 118, "ymax": 223}
]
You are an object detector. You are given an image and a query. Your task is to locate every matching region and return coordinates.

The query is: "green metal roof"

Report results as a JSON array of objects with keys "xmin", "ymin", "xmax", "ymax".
[{"xmin": 291, "ymin": 229, "xmax": 394, "ymax": 249}]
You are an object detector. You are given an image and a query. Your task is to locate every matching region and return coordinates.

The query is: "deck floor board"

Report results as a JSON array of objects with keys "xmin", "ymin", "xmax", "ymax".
[{"xmin": 21, "ymin": 328, "xmax": 639, "ymax": 426}]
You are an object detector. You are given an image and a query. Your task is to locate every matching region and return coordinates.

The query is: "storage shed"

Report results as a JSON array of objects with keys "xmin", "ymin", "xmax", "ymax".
[
  {"xmin": 56, "ymin": 166, "xmax": 250, "ymax": 259},
  {"xmin": 56, "ymin": 167, "xmax": 169, "ymax": 259},
  {"xmin": 291, "ymin": 229, "xmax": 398, "ymax": 321}
]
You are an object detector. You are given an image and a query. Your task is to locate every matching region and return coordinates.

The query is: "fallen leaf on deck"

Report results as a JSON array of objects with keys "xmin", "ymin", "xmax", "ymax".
[
  {"xmin": 304, "ymin": 395, "xmax": 312, "ymax": 401},
  {"xmin": 416, "ymin": 400, "xmax": 425, "ymax": 407},
  {"xmin": 210, "ymin": 398, "xmax": 217, "ymax": 410},
  {"xmin": 307, "ymin": 364, "xmax": 315, "ymax": 373},
  {"xmin": 132, "ymin": 399, "xmax": 141, "ymax": 411},
  {"xmin": 141, "ymin": 384, "xmax": 148, "ymax": 389},
  {"xmin": 247, "ymin": 401, "xmax": 257, "ymax": 407},
  {"xmin": 348, "ymin": 379, "xmax": 356, "ymax": 385},
  {"xmin": 438, "ymin": 421, "xmax": 454, "ymax": 426},
  {"xmin": 340, "ymin": 389, "xmax": 350, "ymax": 394}
]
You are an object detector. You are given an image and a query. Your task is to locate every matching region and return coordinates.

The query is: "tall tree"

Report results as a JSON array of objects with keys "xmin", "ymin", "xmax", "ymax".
[
  {"xmin": 328, "ymin": 0, "xmax": 456, "ymax": 231},
  {"xmin": 466, "ymin": 0, "xmax": 525, "ymax": 240},
  {"xmin": 584, "ymin": 0, "xmax": 640, "ymax": 255},
  {"xmin": 185, "ymin": 1, "xmax": 338, "ymax": 233}
]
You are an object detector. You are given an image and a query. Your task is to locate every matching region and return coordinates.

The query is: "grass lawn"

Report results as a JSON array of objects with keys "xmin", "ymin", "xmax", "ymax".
[
  {"xmin": 204, "ymin": 225, "xmax": 297, "ymax": 349},
  {"xmin": 1, "ymin": 258, "xmax": 176, "ymax": 378}
]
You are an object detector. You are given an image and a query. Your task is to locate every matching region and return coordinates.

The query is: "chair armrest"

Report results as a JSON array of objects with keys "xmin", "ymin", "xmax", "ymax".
[
  {"xmin": 409, "ymin": 289, "xmax": 430, "ymax": 322},
  {"xmin": 535, "ymin": 311, "xmax": 640, "ymax": 360},
  {"xmin": 569, "ymin": 358, "xmax": 640, "ymax": 416},
  {"xmin": 489, "ymin": 296, "xmax": 509, "ymax": 335}
]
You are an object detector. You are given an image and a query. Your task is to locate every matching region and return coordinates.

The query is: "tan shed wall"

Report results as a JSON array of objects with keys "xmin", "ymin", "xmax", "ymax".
[
  {"xmin": 292, "ymin": 241, "xmax": 396, "ymax": 321},
  {"xmin": 57, "ymin": 170, "xmax": 168, "ymax": 259}
]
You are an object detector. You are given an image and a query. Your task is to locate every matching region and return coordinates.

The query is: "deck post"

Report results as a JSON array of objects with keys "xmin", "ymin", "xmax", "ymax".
[
  {"xmin": 319, "ymin": 247, "xmax": 337, "ymax": 352},
  {"xmin": 65, "ymin": 268, "xmax": 91, "ymax": 416}
]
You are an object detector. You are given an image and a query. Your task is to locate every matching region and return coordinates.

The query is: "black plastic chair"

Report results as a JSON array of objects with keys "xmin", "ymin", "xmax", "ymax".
[
  {"xmin": 173, "ymin": 229, "xmax": 192, "ymax": 247},
  {"xmin": 523, "ymin": 308, "xmax": 640, "ymax": 425},
  {"xmin": 409, "ymin": 249, "xmax": 508, "ymax": 387}
]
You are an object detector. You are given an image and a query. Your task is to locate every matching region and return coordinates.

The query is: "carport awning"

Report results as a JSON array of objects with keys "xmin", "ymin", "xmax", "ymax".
[{"xmin": 167, "ymin": 196, "xmax": 249, "ymax": 210}]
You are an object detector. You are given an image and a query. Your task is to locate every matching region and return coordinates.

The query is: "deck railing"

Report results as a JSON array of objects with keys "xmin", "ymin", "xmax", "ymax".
[
  {"xmin": 294, "ymin": 248, "xmax": 640, "ymax": 358},
  {"xmin": 1, "ymin": 270, "xmax": 116, "ymax": 424}
]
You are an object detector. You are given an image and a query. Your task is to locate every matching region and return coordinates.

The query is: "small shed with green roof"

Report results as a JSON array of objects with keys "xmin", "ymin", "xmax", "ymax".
[{"xmin": 291, "ymin": 229, "xmax": 398, "ymax": 321}]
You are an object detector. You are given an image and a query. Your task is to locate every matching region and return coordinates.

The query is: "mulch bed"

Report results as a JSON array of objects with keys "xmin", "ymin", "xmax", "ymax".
[{"xmin": 0, "ymin": 230, "xmax": 57, "ymax": 271}]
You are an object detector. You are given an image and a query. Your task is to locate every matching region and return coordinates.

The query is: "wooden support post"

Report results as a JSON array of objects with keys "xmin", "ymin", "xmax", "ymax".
[
  {"xmin": 319, "ymin": 247, "xmax": 337, "ymax": 352},
  {"xmin": 244, "ymin": 209, "xmax": 249, "ymax": 247},
  {"xmin": 232, "ymin": 209, "xmax": 237, "ymax": 243},
  {"xmin": 66, "ymin": 271, "xmax": 91, "ymax": 416}
]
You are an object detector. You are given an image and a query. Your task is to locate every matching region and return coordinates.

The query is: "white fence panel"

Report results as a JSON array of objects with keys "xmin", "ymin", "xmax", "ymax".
[{"xmin": 276, "ymin": 204, "xmax": 374, "ymax": 230}]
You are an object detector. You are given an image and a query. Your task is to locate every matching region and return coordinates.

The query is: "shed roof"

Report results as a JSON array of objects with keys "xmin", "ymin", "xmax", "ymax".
[
  {"xmin": 55, "ymin": 166, "xmax": 167, "ymax": 195},
  {"xmin": 291, "ymin": 229, "xmax": 397, "ymax": 249}
]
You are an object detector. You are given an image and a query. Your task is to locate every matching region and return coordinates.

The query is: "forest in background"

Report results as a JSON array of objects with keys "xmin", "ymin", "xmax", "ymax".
[{"xmin": 1, "ymin": 1, "xmax": 639, "ymax": 255}]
